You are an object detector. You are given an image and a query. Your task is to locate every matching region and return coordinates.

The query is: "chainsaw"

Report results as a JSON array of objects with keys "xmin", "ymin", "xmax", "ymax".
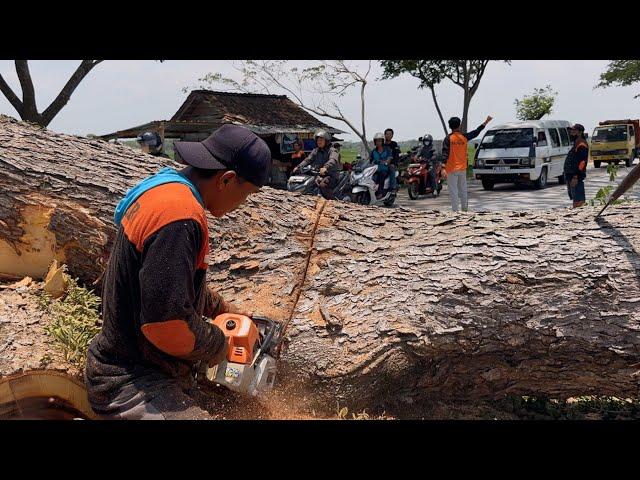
[{"xmin": 202, "ymin": 314, "xmax": 284, "ymax": 397}]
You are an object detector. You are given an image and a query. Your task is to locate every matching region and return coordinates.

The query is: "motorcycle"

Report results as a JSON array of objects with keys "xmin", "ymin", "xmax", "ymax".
[
  {"xmin": 406, "ymin": 155, "xmax": 443, "ymax": 200},
  {"xmin": 350, "ymin": 158, "xmax": 398, "ymax": 207},
  {"xmin": 287, "ymin": 164, "xmax": 352, "ymax": 202}
]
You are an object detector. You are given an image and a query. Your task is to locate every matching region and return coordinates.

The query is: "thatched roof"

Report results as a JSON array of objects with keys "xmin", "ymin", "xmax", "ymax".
[{"xmin": 99, "ymin": 90, "xmax": 343, "ymax": 140}]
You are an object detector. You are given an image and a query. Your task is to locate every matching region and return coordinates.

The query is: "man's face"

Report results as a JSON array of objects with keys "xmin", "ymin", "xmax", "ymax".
[
  {"xmin": 201, "ymin": 171, "xmax": 260, "ymax": 217},
  {"xmin": 568, "ymin": 128, "xmax": 578, "ymax": 140},
  {"xmin": 316, "ymin": 137, "xmax": 327, "ymax": 149},
  {"xmin": 139, "ymin": 143, "xmax": 150, "ymax": 154},
  {"xmin": 384, "ymin": 131, "xmax": 393, "ymax": 142},
  {"xmin": 294, "ymin": 142, "xmax": 302, "ymax": 152},
  {"xmin": 375, "ymin": 139, "xmax": 383, "ymax": 148}
]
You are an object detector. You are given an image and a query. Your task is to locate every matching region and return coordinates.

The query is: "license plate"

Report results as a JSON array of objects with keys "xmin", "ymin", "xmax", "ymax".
[{"xmin": 494, "ymin": 166, "xmax": 510, "ymax": 172}]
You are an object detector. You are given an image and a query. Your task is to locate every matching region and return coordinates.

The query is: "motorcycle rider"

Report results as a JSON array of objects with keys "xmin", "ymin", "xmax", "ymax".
[
  {"xmin": 418, "ymin": 134, "xmax": 437, "ymax": 194},
  {"xmin": 384, "ymin": 128, "xmax": 401, "ymax": 192},
  {"xmin": 369, "ymin": 132, "xmax": 393, "ymax": 196},
  {"xmin": 137, "ymin": 131, "xmax": 170, "ymax": 158},
  {"xmin": 292, "ymin": 129, "xmax": 341, "ymax": 200}
]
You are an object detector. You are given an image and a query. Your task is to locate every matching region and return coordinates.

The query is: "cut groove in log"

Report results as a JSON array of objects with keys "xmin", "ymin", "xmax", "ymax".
[{"xmin": 2, "ymin": 114, "xmax": 640, "ymax": 415}]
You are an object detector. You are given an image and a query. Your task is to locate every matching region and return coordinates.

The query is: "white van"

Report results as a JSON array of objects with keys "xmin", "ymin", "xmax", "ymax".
[{"xmin": 472, "ymin": 120, "xmax": 573, "ymax": 190}]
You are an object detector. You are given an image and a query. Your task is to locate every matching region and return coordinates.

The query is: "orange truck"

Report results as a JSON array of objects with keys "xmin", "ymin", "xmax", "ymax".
[{"xmin": 590, "ymin": 119, "xmax": 640, "ymax": 168}]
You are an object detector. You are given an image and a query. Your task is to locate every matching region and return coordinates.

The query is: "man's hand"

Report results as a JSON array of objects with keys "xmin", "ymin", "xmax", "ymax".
[
  {"xmin": 292, "ymin": 166, "xmax": 300, "ymax": 174},
  {"xmin": 570, "ymin": 176, "xmax": 578, "ymax": 188},
  {"xmin": 484, "ymin": 115, "xmax": 493, "ymax": 126},
  {"xmin": 319, "ymin": 167, "xmax": 327, "ymax": 175},
  {"xmin": 208, "ymin": 340, "xmax": 228, "ymax": 368}
]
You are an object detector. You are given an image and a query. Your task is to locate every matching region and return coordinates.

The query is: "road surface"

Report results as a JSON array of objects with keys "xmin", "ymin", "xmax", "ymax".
[{"xmin": 395, "ymin": 162, "xmax": 640, "ymax": 212}]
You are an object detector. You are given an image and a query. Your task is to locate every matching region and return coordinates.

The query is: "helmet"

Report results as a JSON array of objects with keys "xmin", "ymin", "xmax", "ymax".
[
  {"xmin": 422, "ymin": 134, "xmax": 433, "ymax": 146},
  {"xmin": 136, "ymin": 131, "xmax": 162, "ymax": 148},
  {"xmin": 373, "ymin": 132, "xmax": 385, "ymax": 142},
  {"xmin": 314, "ymin": 129, "xmax": 332, "ymax": 142}
]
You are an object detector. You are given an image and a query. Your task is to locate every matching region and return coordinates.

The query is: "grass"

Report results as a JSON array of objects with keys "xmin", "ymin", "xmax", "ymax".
[{"xmin": 40, "ymin": 277, "xmax": 102, "ymax": 369}]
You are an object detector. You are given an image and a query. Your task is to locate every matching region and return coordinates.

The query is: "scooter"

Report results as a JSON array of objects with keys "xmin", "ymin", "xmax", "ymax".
[
  {"xmin": 350, "ymin": 159, "xmax": 398, "ymax": 207},
  {"xmin": 287, "ymin": 164, "xmax": 352, "ymax": 202},
  {"xmin": 406, "ymin": 157, "xmax": 443, "ymax": 200}
]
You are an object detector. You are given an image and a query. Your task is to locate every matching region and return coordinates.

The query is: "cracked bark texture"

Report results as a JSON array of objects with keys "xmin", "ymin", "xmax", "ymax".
[{"xmin": 2, "ymin": 115, "xmax": 640, "ymax": 413}]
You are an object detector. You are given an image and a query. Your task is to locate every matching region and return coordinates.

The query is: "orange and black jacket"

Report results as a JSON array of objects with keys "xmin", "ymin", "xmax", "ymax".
[
  {"xmin": 442, "ymin": 124, "xmax": 485, "ymax": 173},
  {"xmin": 85, "ymin": 182, "xmax": 226, "ymax": 409},
  {"xmin": 563, "ymin": 138, "xmax": 589, "ymax": 181}
]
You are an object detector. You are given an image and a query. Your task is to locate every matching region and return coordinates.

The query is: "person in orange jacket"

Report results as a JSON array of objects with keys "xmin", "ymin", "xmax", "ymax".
[{"xmin": 442, "ymin": 115, "xmax": 493, "ymax": 212}]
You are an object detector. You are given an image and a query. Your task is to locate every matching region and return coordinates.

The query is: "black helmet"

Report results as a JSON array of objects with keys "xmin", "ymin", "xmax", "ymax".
[
  {"xmin": 422, "ymin": 134, "xmax": 433, "ymax": 146},
  {"xmin": 136, "ymin": 131, "xmax": 162, "ymax": 148}
]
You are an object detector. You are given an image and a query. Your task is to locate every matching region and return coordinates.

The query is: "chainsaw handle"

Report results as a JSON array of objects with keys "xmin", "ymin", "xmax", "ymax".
[{"xmin": 252, "ymin": 315, "xmax": 282, "ymax": 354}]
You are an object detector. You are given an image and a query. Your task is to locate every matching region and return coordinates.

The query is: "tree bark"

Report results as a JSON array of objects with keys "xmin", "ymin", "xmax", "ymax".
[{"xmin": 2, "ymin": 114, "xmax": 640, "ymax": 414}]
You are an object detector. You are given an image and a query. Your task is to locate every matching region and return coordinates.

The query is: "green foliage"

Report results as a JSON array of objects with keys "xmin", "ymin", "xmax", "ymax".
[
  {"xmin": 514, "ymin": 85, "xmax": 557, "ymax": 120},
  {"xmin": 588, "ymin": 163, "xmax": 623, "ymax": 207},
  {"xmin": 501, "ymin": 395, "xmax": 640, "ymax": 420},
  {"xmin": 41, "ymin": 278, "xmax": 102, "ymax": 369},
  {"xmin": 596, "ymin": 60, "xmax": 640, "ymax": 98}
]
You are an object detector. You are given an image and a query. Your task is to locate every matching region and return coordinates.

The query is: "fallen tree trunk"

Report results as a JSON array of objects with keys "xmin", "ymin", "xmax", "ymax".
[{"xmin": 2, "ymin": 115, "xmax": 640, "ymax": 414}]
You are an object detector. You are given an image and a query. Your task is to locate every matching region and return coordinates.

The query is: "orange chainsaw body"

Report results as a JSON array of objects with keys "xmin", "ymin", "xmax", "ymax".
[{"xmin": 212, "ymin": 313, "xmax": 259, "ymax": 364}]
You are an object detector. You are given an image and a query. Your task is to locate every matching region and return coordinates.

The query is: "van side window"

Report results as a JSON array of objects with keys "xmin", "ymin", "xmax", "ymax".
[
  {"xmin": 548, "ymin": 128, "xmax": 561, "ymax": 147},
  {"xmin": 631, "ymin": 126, "xmax": 635, "ymax": 138},
  {"xmin": 537, "ymin": 131, "xmax": 548, "ymax": 147},
  {"xmin": 559, "ymin": 127, "xmax": 570, "ymax": 146}
]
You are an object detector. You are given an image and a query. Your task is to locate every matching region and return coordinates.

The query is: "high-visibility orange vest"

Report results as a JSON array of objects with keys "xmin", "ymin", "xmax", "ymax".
[{"xmin": 446, "ymin": 131, "xmax": 468, "ymax": 173}]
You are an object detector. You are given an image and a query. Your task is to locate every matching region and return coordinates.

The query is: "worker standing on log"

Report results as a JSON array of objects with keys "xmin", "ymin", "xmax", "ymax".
[
  {"xmin": 564, "ymin": 123, "xmax": 589, "ymax": 208},
  {"xmin": 85, "ymin": 124, "xmax": 272, "ymax": 420},
  {"xmin": 442, "ymin": 115, "xmax": 492, "ymax": 212}
]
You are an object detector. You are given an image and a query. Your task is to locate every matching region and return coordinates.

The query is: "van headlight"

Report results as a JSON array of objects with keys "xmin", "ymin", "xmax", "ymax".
[
  {"xmin": 520, "ymin": 157, "xmax": 532, "ymax": 167},
  {"xmin": 476, "ymin": 159, "xmax": 485, "ymax": 167}
]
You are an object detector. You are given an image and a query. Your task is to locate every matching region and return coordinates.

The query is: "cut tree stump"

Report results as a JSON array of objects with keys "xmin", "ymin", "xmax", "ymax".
[{"xmin": 2, "ymin": 114, "xmax": 640, "ymax": 413}]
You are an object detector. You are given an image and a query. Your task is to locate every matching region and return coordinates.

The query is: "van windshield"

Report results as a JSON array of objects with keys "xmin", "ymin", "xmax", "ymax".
[
  {"xmin": 593, "ymin": 126, "xmax": 627, "ymax": 142},
  {"xmin": 480, "ymin": 128, "xmax": 534, "ymax": 149}
]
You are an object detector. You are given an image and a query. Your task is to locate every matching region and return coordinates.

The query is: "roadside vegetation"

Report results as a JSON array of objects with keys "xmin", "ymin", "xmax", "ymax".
[{"xmin": 39, "ymin": 277, "xmax": 102, "ymax": 369}]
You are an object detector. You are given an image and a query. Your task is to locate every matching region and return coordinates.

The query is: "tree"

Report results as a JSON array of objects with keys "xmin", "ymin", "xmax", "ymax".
[
  {"xmin": 597, "ymin": 60, "xmax": 640, "ymax": 98},
  {"xmin": 0, "ymin": 60, "xmax": 103, "ymax": 127},
  {"xmin": 381, "ymin": 60, "xmax": 509, "ymax": 134},
  {"xmin": 4, "ymin": 114, "xmax": 640, "ymax": 417},
  {"xmin": 380, "ymin": 60, "xmax": 449, "ymax": 136},
  {"xmin": 514, "ymin": 85, "xmax": 558, "ymax": 121},
  {"xmin": 185, "ymin": 60, "xmax": 373, "ymax": 154}
]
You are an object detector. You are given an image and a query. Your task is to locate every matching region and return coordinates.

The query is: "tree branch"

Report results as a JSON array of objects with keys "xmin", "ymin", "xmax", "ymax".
[
  {"xmin": 14, "ymin": 60, "xmax": 38, "ymax": 120},
  {"xmin": 41, "ymin": 60, "xmax": 103, "ymax": 126},
  {"xmin": 0, "ymin": 73, "xmax": 24, "ymax": 115}
]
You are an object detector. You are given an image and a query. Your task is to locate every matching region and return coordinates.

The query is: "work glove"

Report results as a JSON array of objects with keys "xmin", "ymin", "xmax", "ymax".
[{"xmin": 208, "ymin": 339, "xmax": 229, "ymax": 368}]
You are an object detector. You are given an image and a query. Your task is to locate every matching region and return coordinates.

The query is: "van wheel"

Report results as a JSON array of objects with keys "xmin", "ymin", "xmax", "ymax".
[
  {"xmin": 558, "ymin": 175, "xmax": 565, "ymax": 185},
  {"xmin": 594, "ymin": 160, "xmax": 601, "ymax": 168},
  {"xmin": 481, "ymin": 178, "xmax": 494, "ymax": 191},
  {"xmin": 534, "ymin": 167, "xmax": 548, "ymax": 189}
]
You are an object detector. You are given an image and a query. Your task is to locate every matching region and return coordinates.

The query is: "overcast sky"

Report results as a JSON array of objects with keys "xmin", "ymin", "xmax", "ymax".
[{"xmin": 1, "ymin": 60, "xmax": 638, "ymax": 142}]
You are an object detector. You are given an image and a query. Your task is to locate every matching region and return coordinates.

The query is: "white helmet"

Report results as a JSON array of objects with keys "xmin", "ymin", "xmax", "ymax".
[{"xmin": 373, "ymin": 132, "xmax": 385, "ymax": 142}]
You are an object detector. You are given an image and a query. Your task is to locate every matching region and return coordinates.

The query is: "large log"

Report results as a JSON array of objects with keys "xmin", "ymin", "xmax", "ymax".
[{"xmin": 2, "ymin": 115, "xmax": 640, "ymax": 414}]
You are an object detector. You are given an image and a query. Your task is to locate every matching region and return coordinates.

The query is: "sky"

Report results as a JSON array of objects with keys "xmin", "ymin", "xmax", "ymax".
[{"xmin": 0, "ymin": 60, "xmax": 638, "ymax": 143}]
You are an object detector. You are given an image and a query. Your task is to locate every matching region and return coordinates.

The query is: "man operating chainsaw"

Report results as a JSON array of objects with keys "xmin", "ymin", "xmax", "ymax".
[{"xmin": 85, "ymin": 124, "xmax": 272, "ymax": 420}]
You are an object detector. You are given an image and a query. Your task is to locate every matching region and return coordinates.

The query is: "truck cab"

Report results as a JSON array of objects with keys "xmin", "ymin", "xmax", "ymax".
[
  {"xmin": 473, "ymin": 120, "xmax": 572, "ymax": 190},
  {"xmin": 589, "ymin": 120, "xmax": 639, "ymax": 168}
]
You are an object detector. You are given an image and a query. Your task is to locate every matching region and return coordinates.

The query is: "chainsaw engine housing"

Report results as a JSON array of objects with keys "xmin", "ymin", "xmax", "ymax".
[{"xmin": 205, "ymin": 314, "xmax": 282, "ymax": 397}]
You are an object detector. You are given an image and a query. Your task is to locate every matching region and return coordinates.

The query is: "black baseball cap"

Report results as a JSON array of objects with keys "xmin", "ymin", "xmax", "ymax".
[
  {"xmin": 173, "ymin": 124, "xmax": 272, "ymax": 187},
  {"xmin": 568, "ymin": 123, "xmax": 585, "ymax": 132}
]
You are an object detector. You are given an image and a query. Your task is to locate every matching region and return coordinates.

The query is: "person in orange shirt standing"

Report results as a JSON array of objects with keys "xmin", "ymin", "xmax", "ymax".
[{"xmin": 442, "ymin": 115, "xmax": 492, "ymax": 212}]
